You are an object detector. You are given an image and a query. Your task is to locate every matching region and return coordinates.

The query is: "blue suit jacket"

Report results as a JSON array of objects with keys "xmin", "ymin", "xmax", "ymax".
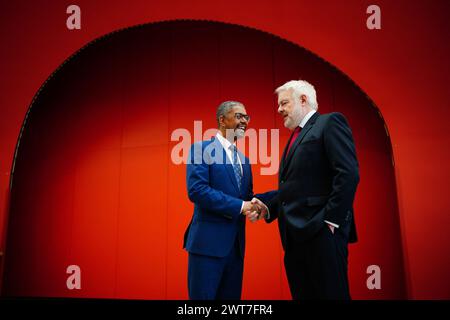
[{"xmin": 183, "ymin": 137, "xmax": 273, "ymax": 258}]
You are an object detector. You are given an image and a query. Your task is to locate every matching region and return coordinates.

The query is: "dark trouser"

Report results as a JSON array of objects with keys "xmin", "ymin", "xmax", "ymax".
[
  {"xmin": 284, "ymin": 224, "xmax": 351, "ymax": 300},
  {"xmin": 188, "ymin": 238, "xmax": 244, "ymax": 300}
]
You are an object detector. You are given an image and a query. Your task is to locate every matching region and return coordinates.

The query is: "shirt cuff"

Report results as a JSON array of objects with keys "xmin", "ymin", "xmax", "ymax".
[
  {"xmin": 240, "ymin": 201, "xmax": 245, "ymax": 214},
  {"xmin": 324, "ymin": 220, "xmax": 339, "ymax": 228}
]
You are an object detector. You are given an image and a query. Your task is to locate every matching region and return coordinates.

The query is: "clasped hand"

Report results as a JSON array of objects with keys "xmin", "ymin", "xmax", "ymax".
[{"xmin": 242, "ymin": 198, "xmax": 268, "ymax": 223}]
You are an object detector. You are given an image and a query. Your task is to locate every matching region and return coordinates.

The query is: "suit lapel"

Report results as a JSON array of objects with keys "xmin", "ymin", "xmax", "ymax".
[{"xmin": 280, "ymin": 112, "xmax": 320, "ymax": 178}]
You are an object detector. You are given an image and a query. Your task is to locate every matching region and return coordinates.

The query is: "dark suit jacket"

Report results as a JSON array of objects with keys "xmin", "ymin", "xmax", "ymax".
[
  {"xmin": 184, "ymin": 137, "xmax": 274, "ymax": 258},
  {"xmin": 266, "ymin": 112, "xmax": 360, "ymax": 250}
]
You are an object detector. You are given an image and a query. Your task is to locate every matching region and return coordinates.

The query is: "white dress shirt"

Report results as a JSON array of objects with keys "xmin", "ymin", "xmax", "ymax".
[
  {"xmin": 299, "ymin": 109, "xmax": 316, "ymax": 128},
  {"xmin": 215, "ymin": 132, "xmax": 243, "ymax": 174}
]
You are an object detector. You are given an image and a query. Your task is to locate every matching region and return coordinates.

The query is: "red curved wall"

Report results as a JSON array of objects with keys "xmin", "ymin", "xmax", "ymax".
[
  {"xmin": 2, "ymin": 21, "xmax": 404, "ymax": 299},
  {"xmin": 0, "ymin": 1, "xmax": 448, "ymax": 299}
]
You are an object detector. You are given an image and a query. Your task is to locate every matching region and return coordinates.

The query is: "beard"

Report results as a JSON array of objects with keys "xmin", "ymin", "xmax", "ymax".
[
  {"xmin": 284, "ymin": 101, "xmax": 302, "ymax": 130},
  {"xmin": 234, "ymin": 128, "xmax": 245, "ymax": 139},
  {"xmin": 224, "ymin": 128, "xmax": 245, "ymax": 141}
]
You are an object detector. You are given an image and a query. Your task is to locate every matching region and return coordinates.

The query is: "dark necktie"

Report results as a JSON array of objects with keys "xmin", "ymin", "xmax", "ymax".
[
  {"xmin": 230, "ymin": 145, "xmax": 242, "ymax": 191},
  {"xmin": 285, "ymin": 126, "xmax": 301, "ymax": 159}
]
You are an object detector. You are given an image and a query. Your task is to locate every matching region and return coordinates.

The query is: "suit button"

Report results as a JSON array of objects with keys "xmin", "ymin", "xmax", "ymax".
[
  {"xmin": 346, "ymin": 210, "xmax": 351, "ymax": 221},
  {"xmin": 282, "ymin": 202, "xmax": 286, "ymax": 206},
  {"xmin": 281, "ymin": 180, "xmax": 284, "ymax": 184}
]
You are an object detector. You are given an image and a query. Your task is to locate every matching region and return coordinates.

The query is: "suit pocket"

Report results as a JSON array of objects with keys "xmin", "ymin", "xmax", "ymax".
[
  {"xmin": 301, "ymin": 139, "xmax": 320, "ymax": 146},
  {"xmin": 306, "ymin": 196, "xmax": 328, "ymax": 206}
]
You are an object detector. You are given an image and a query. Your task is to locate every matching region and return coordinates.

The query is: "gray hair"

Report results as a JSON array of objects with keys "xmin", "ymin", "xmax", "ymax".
[
  {"xmin": 275, "ymin": 80, "xmax": 318, "ymax": 110},
  {"xmin": 216, "ymin": 101, "xmax": 243, "ymax": 127}
]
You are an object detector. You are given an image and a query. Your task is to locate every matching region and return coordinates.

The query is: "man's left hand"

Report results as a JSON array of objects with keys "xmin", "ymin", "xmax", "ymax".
[{"xmin": 244, "ymin": 198, "xmax": 268, "ymax": 223}]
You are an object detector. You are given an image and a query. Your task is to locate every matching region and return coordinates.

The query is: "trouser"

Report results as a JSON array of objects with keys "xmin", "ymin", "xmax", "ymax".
[
  {"xmin": 188, "ymin": 237, "xmax": 244, "ymax": 300},
  {"xmin": 284, "ymin": 224, "xmax": 351, "ymax": 300}
]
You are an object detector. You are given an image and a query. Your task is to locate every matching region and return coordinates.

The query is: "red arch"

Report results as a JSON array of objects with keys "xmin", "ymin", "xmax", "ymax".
[{"xmin": 2, "ymin": 20, "xmax": 405, "ymax": 299}]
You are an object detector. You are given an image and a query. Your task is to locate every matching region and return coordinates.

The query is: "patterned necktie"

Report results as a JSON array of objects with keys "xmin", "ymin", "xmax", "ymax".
[
  {"xmin": 230, "ymin": 145, "xmax": 242, "ymax": 191},
  {"xmin": 285, "ymin": 126, "xmax": 302, "ymax": 159}
]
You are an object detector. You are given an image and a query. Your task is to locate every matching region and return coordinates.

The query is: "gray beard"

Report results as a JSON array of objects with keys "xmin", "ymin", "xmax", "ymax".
[{"xmin": 234, "ymin": 128, "xmax": 245, "ymax": 139}]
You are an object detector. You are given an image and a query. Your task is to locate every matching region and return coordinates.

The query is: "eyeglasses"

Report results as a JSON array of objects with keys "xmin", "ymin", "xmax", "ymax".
[{"xmin": 234, "ymin": 113, "xmax": 250, "ymax": 122}]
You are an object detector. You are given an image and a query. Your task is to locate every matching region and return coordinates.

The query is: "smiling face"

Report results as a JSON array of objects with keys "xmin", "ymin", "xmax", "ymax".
[
  {"xmin": 277, "ymin": 88, "xmax": 310, "ymax": 130},
  {"xmin": 219, "ymin": 104, "xmax": 249, "ymax": 141}
]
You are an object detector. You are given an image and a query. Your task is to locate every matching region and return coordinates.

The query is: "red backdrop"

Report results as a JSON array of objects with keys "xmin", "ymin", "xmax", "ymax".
[
  {"xmin": 1, "ymin": 21, "xmax": 404, "ymax": 299},
  {"xmin": 0, "ymin": 1, "xmax": 449, "ymax": 299}
]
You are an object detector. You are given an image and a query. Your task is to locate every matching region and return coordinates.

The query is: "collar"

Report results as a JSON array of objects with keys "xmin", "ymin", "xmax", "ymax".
[
  {"xmin": 299, "ymin": 109, "xmax": 316, "ymax": 128},
  {"xmin": 216, "ymin": 132, "xmax": 235, "ymax": 150}
]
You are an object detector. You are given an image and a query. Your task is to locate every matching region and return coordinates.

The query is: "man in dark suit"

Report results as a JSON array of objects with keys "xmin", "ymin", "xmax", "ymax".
[
  {"xmin": 184, "ymin": 101, "xmax": 274, "ymax": 300},
  {"xmin": 252, "ymin": 80, "xmax": 360, "ymax": 299}
]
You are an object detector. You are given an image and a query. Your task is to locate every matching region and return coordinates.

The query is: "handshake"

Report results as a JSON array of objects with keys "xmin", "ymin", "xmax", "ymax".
[{"xmin": 242, "ymin": 198, "xmax": 269, "ymax": 223}]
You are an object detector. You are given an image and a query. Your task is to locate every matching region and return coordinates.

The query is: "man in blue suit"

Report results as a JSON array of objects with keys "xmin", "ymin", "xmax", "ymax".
[{"xmin": 183, "ymin": 101, "xmax": 272, "ymax": 300}]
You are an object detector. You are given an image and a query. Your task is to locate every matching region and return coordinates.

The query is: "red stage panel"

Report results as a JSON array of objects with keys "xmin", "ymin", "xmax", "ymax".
[
  {"xmin": 116, "ymin": 146, "xmax": 168, "ymax": 299},
  {"xmin": 3, "ymin": 21, "xmax": 404, "ymax": 299},
  {"xmin": 70, "ymin": 146, "xmax": 121, "ymax": 298}
]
